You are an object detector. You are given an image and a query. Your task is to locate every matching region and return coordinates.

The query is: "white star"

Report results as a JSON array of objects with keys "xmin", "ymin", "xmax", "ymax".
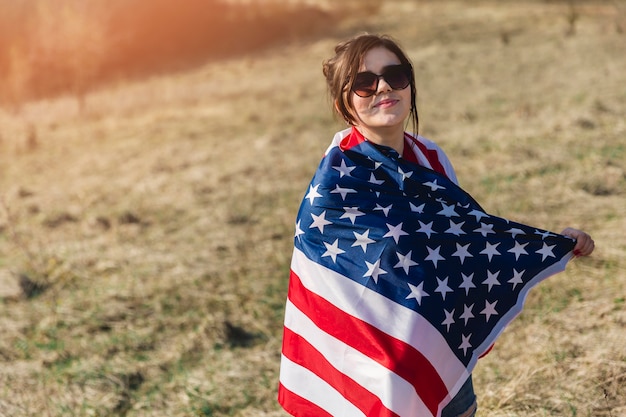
[
  {"xmin": 416, "ymin": 221, "xmax": 436, "ymax": 238},
  {"xmin": 374, "ymin": 204, "xmax": 393, "ymax": 217},
  {"xmin": 352, "ymin": 229, "xmax": 375, "ymax": 252},
  {"xmin": 536, "ymin": 242, "xmax": 556, "ymax": 261},
  {"xmin": 309, "ymin": 211, "xmax": 332, "ymax": 233},
  {"xmin": 364, "ymin": 259, "xmax": 387, "ymax": 283},
  {"xmin": 480, "ymin": 300, "xmax": 499, "ymax": 321},
  {"xmin": 394, "ymin": 250, "xmax": 419, "ymax": 274},
  {"xmin": 294, "ymin": 220, "xmax": 305, "ymax": 240},
  {"xmin": 469, "ymin": 209, "xmax": 489, "ymax": 222},
  {"xmin": 435, "ymin": 277, "xmax": 453, "ymax": 300},
  {"xmin": 333, "ymin": 160, "xmax": 355, "ymax": 177},
  {"xmin": 305, "ymin": 184, "xmax": 322, "ymax": 205},
  {"xmin": 480, "ymin": 242, "xmax": 501, "ymax": 261},
  {"xmin": 406, "ymin": 282, "xmax": 429, "ymax": 305},
  {"xmin": 460, "ymin": 304, "xmax": 474, "ymax": 325},
  {"xmin": 437, "ymin": 202, "xmax": 459, "ymax": 218},
  {"xmin": 474, "ymin": 222, "xmax": 495, "ymax": 237},
  {"xmin": 452, "ymin": 243, "xmax": 473, "ymax": 264},
  {"xmin": 384, "ymin": 222, "xmax": 408, "ymax": 243},
  {"xmin": 459, "ymin": 334, "xmax": 472, "ymax": 356},
  {"xmin": 330, "ymin": 185, "xmax": 356, "ymax": 201},
  {"xmin": 459, "ymin": 273, "xmax": 476, "ymax": 295},
  {"xmin": 506, "ymin": 227, "xmax": 526, "ymax": 239},
  {"xmin": 508, "ymin": 241, "xmax": 529, "ymax": 260},
  {"xmin": 322, "ymin": 239, "xmax": 345, "ymax": 263},
  {"xmin": 508, "ymin": 269, "xmax": 525, "ymax": 289},
  {"xmin": 482, "ymin": 270, "xmax": 501, "ymax": 292},
  {"xmin": 423, "ymin": 180, "xmax": 445, "ymax": 191},
  {"xmin": 442, "ymin": 309, "xmax": 455, "ymax": 332},
  {"xmin": 368, "ymin": 173, "xmax": 385, "ymax": 185},
  {"xmin": 425, "ymin": 246, "xmax": 445, "ymax": 268},
  {"xmin": 445, "ymin": 220, "xmax": 466, "ymax": 236},
  {"xmin": 340, "ymin": 207, "xmax": 365, "ymax": 224},
  {"xmin": 410, "ymin": 202, "xmax": 425, "ymax": 213},
  {"xmin": 398, "ymin": 167, "xmax": 413, "ymax": 181},
  {"xmin": 535, "ymin": 229, "xmax": 555, "ymax": 239}
]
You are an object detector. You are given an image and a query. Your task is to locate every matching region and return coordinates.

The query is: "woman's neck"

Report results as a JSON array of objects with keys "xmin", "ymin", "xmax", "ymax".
[{"xmin": 356, "ymin": 125, "xmax": 405, "ymax": 155}]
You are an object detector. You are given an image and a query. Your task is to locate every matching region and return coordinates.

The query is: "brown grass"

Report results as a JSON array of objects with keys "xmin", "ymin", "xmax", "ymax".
[{"xmin": 1, "ymin": 0, "xmax": 625, "ymax": 416}]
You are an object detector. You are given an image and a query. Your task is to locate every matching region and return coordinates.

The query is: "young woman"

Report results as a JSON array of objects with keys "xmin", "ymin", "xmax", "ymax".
[{"xmin": 278, "ymin": 34, "xmax": 594, "ymax": 417}]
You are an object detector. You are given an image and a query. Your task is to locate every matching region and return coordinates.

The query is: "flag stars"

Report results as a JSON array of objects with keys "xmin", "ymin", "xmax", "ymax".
[
  {"xmin": 417, "ymin": 221, "xmax": 437, "ymax": 238},
  {"xmin": 435, "ymin": 277, "xmax": 453, "ymax": 300},
  {"xmin": 460, "ymin": 304, "xmax": 474, "ymax": 325},
  {"xmin": 322, "ymin": 239, "xmax": 345, "ymax": 263},
  {"xmin": 406, "ymin": 282, "xmax": 429, "ymax": 306},
  {"xmin": 368, "ymin": 173, "xmax": 385, "ymax": 185},
  {"xmin": 508, "ymin": 241, "xmax": 529, "ymax": 260},
  {"xmin": 445, "ymin": 220, "xmax": 466, "ymax": 236},
  {"xmin": 398, "ymin": 167, "xmax": 413, "ymax": 181},
  {"xmin": 474, "ymin": 222, "xmax": 495, "ymax": 237},
  {"xmin": 333, "ymin": 160, "xmax": 355, "ymax": 178},
  {"xmin": 537, "ymin": 242, "xmax": 557, "ymax": 261},
  {"xmin": 437, "ymin": 202, "xmax": 460, "ymax": 218},
  {"xmin": 305, "ymin": 184, "xmax": 322, "ymax": 205},
  {"xmin": 374, "ymin": 204, "xmax": 393, "ymax": 217},
  {"xmin": 330, "ymin": 185, "xmax": 357, "ymax": 201},
  {"xmin": 482, "ymin": 270, "xmax": 501, "ymax": 292},
  {"xmin": 384, "ymin": 222, "xmax": 409, "ymax": 243},
  {"xmin": 423, "ymin": 180, "xmax": 445, "ymax": 191},
  {"xmin": 469, "ymin": 209, "xmax": 489, "ymax": 222},
  {"xmin": 425, "ymin": 246, "xmax": 445, "ymax": 268},
  {"xmin": 294, "ymin": 220, "xmax": 305, "ymax": 240},
  {"xmin": 508, "ymin": 269, "xmax": 525, "ymax": 289},
  {"xmin": 341, "ymin": 207, "xmax": 365, "ymax": 224},
  {"xmin": 459, "ymin": 273, "xmax": 476, "ymax": 295},
  {"xmin": 442, "ymin": 309, "xmax": 455, "ymax": 332},
  {"xmin": 309, "ymin": 211, "xmax": 332, "ymax": 233},
  {"xmin": 394, "ymin": 251, "xmax": 418, "ymax": 274},
  {"xmin": 506, "ymin": 227, "xmax": 526, "ymax": 239},
  {"xmin": 480, "ymin": 300, "xmax": 499, "ymax": 321},
  {"xmin": 459, "ymin": 334, "xmax": 472, "ymax": 356},
  {"xmin": 352, "ymin": 229, "xmax": 375, "ymax": 252},
  {"xmin": 364, "ymin": 259, "xmax": 387, "ymax": 283},
  {"xmin": 410, "ymin": 202, "xmax": 425, "ymax": 213},
  {"xmin": 480, "ymin": 242, "xmax": 501, "ymax": 261},
  {"xmin": 452, "ymin": 243, "xmax": 473, "ymax": 265}
]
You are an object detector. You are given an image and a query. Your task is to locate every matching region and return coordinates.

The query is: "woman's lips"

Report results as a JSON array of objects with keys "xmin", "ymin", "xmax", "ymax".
[{"xmin": 375, "ymin": 98, "xmax": 398, "ymax": 108}]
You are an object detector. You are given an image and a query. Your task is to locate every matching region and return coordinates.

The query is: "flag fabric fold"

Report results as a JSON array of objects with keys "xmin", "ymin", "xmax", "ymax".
[{"xmin": 279, "ymin": 135, "xmax": 576, "ymax": 417}]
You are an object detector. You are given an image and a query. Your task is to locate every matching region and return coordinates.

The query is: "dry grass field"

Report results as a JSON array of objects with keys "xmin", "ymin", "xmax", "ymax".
[{"xmin": 0, "ymin": 0, "xmax": 625, "ymax": 416}]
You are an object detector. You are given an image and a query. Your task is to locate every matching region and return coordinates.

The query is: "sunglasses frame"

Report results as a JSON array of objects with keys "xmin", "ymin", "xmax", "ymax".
[{"xmin": 350, "ymin": 64, "xmax": 412, "ymax": 98}]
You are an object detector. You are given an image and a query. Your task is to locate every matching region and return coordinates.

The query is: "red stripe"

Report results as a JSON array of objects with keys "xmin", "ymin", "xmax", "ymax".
[
  {"xmin": 406, "ymin": 135, "xmax": 447, "ymax": 177},
  {"xmin": 282, "ymin": 326, "xmax": 398, "ymax": 417},
  {"xmin": 278, "ymin": 382, "xmax": 334, "ymax": 417},
  {"xmin": 287, "ymin": 269, "xmax": 448, "ymax": 416}
]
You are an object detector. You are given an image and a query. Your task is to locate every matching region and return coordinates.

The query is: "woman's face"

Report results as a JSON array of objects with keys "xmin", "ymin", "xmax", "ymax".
[{"xmin": 349, "ymin": 47, "xmax": 412, "ymax": 133}]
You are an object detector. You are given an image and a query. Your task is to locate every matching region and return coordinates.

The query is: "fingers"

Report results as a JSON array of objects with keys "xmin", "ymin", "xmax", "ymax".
[{"xmin": 561, "ymin": 227, "xmax": 595, "ymax": 257}]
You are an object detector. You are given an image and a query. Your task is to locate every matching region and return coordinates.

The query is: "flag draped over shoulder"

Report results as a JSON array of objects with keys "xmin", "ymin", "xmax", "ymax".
[{"xmin": 278, "ymin": 137, "xmax": 575, "ymax": 417}]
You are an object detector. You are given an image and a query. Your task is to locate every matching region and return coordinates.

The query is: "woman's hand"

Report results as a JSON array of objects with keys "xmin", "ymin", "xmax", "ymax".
[{"xmin": 561, "ymin": 227, "xmax": 595, "ymax": 257}]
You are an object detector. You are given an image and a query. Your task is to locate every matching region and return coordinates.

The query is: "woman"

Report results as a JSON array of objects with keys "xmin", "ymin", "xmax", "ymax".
[{"xmin": 278, "ymin": 34, "xmax": 594, "ymax": 417}]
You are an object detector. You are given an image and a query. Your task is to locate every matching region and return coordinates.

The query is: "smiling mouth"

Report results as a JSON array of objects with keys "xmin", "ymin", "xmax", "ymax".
[{"xmin": 375, "ymin": 99, "xmax": 398, "ymax": 108}]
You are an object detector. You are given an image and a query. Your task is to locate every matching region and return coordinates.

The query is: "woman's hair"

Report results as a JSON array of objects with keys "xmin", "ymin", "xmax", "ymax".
[{"xmin": 322, "ymin": 33, "xmax": 419, "ymax": 134}]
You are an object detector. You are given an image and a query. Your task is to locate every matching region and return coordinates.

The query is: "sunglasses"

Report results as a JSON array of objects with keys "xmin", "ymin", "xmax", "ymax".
[{"xmin": 351, "ymin": 64, "xmax": 412, "ymax": 98}]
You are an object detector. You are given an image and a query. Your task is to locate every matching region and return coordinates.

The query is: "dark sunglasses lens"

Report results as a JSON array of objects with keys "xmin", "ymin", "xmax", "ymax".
[
  {"xmin": 384, "ymin": 65, "xmax": 410, "ymax": 90},
  {"xmin": 352, "ymin": 72, "xmax": 378, "ymax": 97}
]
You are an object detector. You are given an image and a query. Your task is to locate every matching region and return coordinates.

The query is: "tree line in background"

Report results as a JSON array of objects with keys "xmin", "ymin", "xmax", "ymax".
[{"xmin": 0, "ymin": 0, "xmax": 351, "ymax": 110}]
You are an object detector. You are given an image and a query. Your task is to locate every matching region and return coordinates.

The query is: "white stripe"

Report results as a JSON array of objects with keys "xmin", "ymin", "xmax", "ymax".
[
  {"xmin": 280, "ymin": 354, "xmax": 367, "ymax": 417},
  {"xmin": 283, "ymin": 300, "xmax": 433, "ymax": 417},
  {"xmin": 291, "ymin": 247, "xmax": 469, "ymax": 389}
]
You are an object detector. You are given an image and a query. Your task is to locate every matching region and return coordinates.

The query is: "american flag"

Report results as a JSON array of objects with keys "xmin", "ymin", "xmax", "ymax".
[{"xmin": 278, "ymin": 138, "xmax": 576, "ymax": 417}]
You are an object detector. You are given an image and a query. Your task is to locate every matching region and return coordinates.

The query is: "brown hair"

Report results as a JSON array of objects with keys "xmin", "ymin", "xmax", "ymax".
[{"xmin": 322, "ymin": 34, "xmax": 419, "ymax": 134}]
